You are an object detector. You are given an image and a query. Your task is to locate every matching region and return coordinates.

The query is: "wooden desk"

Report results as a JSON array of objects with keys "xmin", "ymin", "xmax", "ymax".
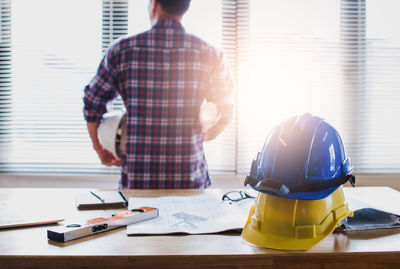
[{"xmin": 0, "ymin": 187, "xmax": 399, "ymax": 269}]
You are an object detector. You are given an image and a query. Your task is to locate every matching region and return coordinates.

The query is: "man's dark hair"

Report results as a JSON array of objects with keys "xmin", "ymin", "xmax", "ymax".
[{"xmin": 157, "ymin": 0, "xmax": 191, "ymax": 16}]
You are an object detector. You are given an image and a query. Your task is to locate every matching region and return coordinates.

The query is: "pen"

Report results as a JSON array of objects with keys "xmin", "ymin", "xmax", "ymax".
[{"xmin": 90, "ymin": 191, "xmax": 105, "ymax": 203}]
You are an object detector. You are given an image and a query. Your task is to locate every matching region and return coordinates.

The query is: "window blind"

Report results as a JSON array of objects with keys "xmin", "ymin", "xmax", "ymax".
[
  {"xmin": 236, "ymin": 0, "xmax": 400, "ymax": 174},
  {"xmin": 0, "ymin": 0, "xmax": 11, "ymax": 150},
  {"xmin": 0, "ymin": 0, "xmax": 238, "ymax": 175},
  {"xmin": 340, "ymin": 0, "xmax": 366, "ymax": 173},
  {"xmin": 1, "ymin": 0, "xmax": 400, "ymax": 176},
  {"xmin": 0, "ymin": 0, "xmax": 112, "ymax": 174},
  {"xmin": 361, "ymin": 0, "xmax": 400, "ymax": 172},
  {"xmin": 237, "ymin": 0, "xmax": 344, "ymax": 173},
  {"xmin": 102, "ymin": 0, "xmax": 129, "ymax": 52},
  {"xmin": 221, "ymin": 0, "xmax": 249, "ymax": 173}
]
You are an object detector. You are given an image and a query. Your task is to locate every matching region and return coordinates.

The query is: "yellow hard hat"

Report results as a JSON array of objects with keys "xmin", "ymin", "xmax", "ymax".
[{"xmin": 241, "ymin": 186, "xmax": 351, "ymax": 250}]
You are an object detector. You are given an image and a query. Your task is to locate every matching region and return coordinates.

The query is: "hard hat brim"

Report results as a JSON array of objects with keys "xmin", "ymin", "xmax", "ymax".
[{"xmin": 250, "ymin": 185, "xmax": 340, "ymax": 200}]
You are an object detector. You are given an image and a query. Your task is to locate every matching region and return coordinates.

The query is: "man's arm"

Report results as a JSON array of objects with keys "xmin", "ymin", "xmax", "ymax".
[
  {"xmin": 87, "ymin": 121, "xmax": 122, "ymax": 167},
  {"xmin": 83, "ymin": 42, "xmax": 122, "ymax": 166},
  {"xmin": 202, "ymin": 49, "xmax": 235, "ymax": 141}
]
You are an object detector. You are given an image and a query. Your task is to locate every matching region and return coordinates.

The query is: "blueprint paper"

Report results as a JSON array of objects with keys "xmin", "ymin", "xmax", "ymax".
[{"xmin": 127, "ymin": 194, "xmax": 254, "ymax": 235}]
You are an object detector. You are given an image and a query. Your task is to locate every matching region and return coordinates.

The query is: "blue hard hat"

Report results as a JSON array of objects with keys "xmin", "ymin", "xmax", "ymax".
[{"xmin": 244, "ymin": 113, "xmax": 355, "ymax": 200}]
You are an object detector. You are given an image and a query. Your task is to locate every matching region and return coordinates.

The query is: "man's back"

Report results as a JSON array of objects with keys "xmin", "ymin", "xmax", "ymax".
[{"xmin": 84, "ymin": 19, "xmax": 233, "ymax": 189}]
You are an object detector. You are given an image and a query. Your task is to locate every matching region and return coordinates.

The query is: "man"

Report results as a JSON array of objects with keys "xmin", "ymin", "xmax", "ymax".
[{"xmin": 83, "ymin": 0, "xmax": 233, "ymax": 189}]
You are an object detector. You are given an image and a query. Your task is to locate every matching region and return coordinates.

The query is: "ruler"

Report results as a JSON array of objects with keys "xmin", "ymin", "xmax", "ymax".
[{"xmin": 47, "ymin": 207, "xmax": 158, "ymax": 242}]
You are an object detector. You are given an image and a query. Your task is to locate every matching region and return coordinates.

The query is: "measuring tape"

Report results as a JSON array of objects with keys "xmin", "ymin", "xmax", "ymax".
[{"xmin": 47, "ymin": 207, "xmax": 158, "ymax": 242}]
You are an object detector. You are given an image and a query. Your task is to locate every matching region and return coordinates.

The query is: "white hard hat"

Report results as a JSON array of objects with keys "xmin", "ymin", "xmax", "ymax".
[
  {"xmin": 97, "ymin": 111, "xmax": 126, "ymax": 158},
  {"xmin": 199, "ymin": 101, "xmax": 219, "ymax": 131}
]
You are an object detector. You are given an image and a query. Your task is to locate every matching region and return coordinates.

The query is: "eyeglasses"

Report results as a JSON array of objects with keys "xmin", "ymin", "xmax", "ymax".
[{"xmin": 222, "ymin": 190, "xmax": 255, "ymax": 202}]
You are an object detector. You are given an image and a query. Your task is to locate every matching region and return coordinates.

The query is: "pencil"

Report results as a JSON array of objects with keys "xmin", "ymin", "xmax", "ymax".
[{"xmin": 89, "ymin": 191, "xmax": 105, "ymax": 203}]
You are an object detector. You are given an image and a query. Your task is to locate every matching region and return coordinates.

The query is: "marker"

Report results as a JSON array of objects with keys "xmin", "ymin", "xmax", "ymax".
[{"xmin": 89, "ymin": 191, "xmax": 105, "ymax": 203}]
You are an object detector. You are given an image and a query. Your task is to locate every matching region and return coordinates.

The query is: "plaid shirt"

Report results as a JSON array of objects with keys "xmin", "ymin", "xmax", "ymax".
[{"xmin": 83, "ymin": 19, "xmax": 233, "ymax": 189}]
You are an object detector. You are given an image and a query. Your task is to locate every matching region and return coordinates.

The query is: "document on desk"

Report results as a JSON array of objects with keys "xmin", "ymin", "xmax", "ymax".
[
  {"xmin": 127, "ymin": 194, "xmax": 254, "ymax": 235},
  {"xmin": 344, "ymin": 187, "xmax": 400, "ymax": 216}
]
